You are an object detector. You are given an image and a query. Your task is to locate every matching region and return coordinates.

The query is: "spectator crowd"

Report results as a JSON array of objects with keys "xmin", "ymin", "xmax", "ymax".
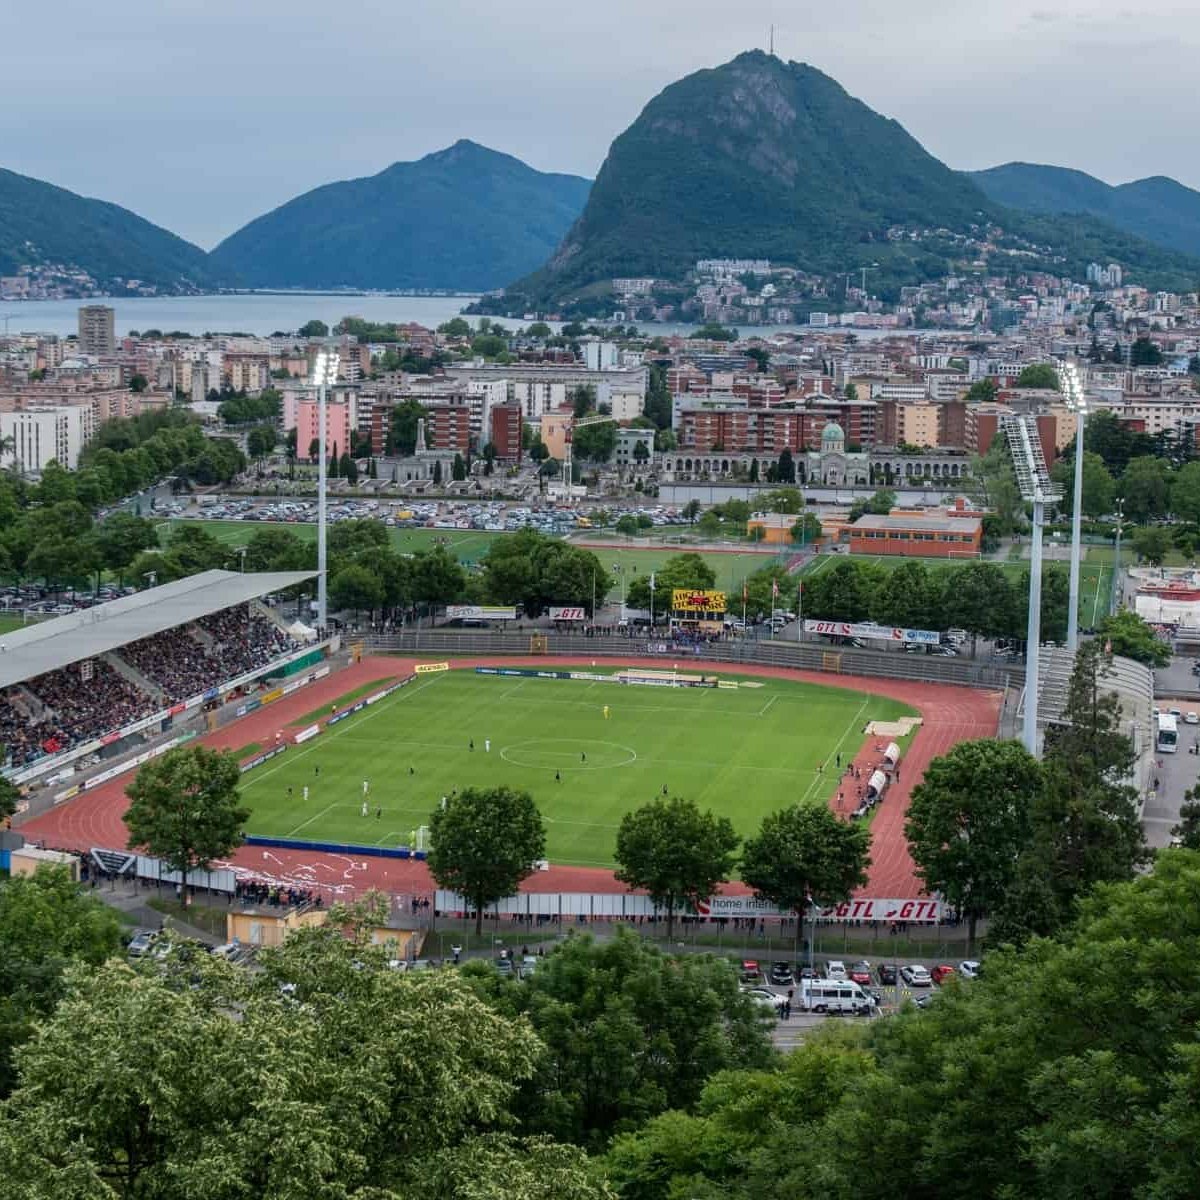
[{"xmin": 0, "ymin": 606, "xmax": 301, "ymax": 770}]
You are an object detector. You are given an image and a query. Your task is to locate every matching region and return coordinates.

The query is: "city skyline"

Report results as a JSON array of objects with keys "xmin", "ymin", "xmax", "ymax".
[{"xmin": 3, "ymin": 0, "xmax": 1198, "ymax": 248}]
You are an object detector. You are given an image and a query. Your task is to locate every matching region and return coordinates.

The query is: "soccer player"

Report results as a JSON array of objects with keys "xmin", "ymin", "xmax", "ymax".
[
  {"xmin": 485, "ymin": 738, "xmax": 491, "ymax": 753},
  {"xmin": 581, "ymin": 752, "xmax": 587, "ymax": 763},
  {"xmin": 603, "ymin": 705, "xmax": 610, "ymax": 720},
  {"xmin": 469, "ymin": 739, "xmax": 474, "ymax": 751},
  {"xmin": 362, "ymin": 779, "xmax": 370, "ymax": 796},
  {"xmin": 303, "ymin": 785, "xmax": 309, "ymax": 802},
  {"xmin": 361, "ymin": 799, "xmax": 369, "ymax": 817}
]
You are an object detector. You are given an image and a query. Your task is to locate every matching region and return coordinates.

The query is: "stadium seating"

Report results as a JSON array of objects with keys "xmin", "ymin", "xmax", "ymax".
[{"xmin": 0, "ymin": 605, "xmax": 301, "ymax": 770}]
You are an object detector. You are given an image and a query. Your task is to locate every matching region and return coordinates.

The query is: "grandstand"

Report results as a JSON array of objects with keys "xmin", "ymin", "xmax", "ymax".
[{"xmin": 0, "ymin": 569, "xmax": 319, "ymax": 783}]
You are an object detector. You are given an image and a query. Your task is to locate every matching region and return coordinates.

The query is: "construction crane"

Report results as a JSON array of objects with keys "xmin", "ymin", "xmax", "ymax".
[{"xmin": 561, "ymin": 412, "xmax": 619, "ymax": 491}]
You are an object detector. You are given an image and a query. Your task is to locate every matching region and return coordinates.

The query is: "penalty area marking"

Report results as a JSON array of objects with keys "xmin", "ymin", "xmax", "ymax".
[{"xmin": 499, "ymin": 739, "xmax": 638, "ymax": 771}]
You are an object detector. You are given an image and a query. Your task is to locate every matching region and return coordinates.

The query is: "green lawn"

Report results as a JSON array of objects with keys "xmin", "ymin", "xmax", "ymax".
[
  {"xmin": 0, "ymin": 615, "xmax": 25, "ymax": 634},
  {"xmin": 160, "ymin": 519, "xmax": 783, "ymax": 593},
  {"xmin": 158, "ymin": 520, "xmax": 502, "ymax": 566},
  {"xmin": 595, "ymin": 546, "xmax": 787, "ymax": 596},
  {"xmin": 239, "ymin": 670, "xmax": 914, "ymax": 868}
]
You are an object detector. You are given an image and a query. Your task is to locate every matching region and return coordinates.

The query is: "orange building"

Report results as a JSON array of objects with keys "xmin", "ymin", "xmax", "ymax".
[{"xmin": 848, "ymin": 513, "xmax": 982, "ymax": 558}]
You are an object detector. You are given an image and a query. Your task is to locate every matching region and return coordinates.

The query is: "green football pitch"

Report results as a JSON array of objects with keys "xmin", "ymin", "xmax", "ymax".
[{"xmin": 240, "ymin": 670, "xmax": 916, "ymax": 868}]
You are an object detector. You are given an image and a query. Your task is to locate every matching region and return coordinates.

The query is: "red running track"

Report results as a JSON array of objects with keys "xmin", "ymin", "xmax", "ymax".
[{"xmin": 21, "ymin": 655, "xmax": 1000, "ymax": 902}]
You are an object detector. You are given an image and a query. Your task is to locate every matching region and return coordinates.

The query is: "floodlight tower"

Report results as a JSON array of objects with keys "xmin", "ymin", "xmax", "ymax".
[
  {"xmin": 1058, "ymin": 361, "xmax": 1088, "ymax": 651},
  {"xmin": 310, "ymin": 350, "xmax": 339, "ymax": 631},
  {"xmin": 1001, "ymin": 412, "xmax": 1062, "ymax": 755}
]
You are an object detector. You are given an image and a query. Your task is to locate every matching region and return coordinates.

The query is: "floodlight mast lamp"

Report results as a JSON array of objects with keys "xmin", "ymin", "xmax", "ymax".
[
  {"xmin": 310, "ymin": 351, "xmax": 339, "ymax": 631},
  {"xmin": 1060, "ymin": 362, "xmax": 1088, "ymax": 652},
  {"xmin": 1002, "ymin": 412, "xmax": 1062, "ymax": 756}
]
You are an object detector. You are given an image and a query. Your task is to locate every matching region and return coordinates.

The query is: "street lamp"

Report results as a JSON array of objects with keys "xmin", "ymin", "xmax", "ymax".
[
  {"xmin": 310, "ymin": 351, "xmax": 340, "ymax": 631},
  {"xmin": 1059, "ymin": 361, "xmax": 1088, "ymax": 650}
]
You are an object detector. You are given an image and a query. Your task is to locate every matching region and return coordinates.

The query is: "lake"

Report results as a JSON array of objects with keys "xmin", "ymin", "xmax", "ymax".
[{"xmin": 0, "ymin": 292, "xmax": 936, "ymax": 342}]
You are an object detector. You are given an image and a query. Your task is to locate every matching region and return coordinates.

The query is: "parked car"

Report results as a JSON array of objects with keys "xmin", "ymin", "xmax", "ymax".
[
  {"xmin": 1186, "ymin": 712, "xmax": 1199, "ymax": 725},
  {"xmin": 126, "ymin": 930, "xmax": 158, "ymax": 958},
  {"xmin": 825, "ymin": 960, "xmax": 848, "ymax": 981},
  {"xmin": 900, "ymin": 964, "xmax": 933, "ymax": 987},
  {"xmin": 769, "ymin": 961, "xmax": 794, "ymax": 987},
  {"xmin": 494, "ymin": 956, "xmax": 514, "ymax": 976},
  {"xmin": 930, "ymin": 964, "xmax": 957, "ymax": 986},
  {"xmin": 742, "ymin": 987, "xmax": 786, "ymax": 1012},
  {"xmin": 877, "ymin": 963, "xmax": 898, "ymax": 985},
  {"xmin": 958, "ymin": 960, "xmax": 981, "ymax": 979},
  {"xmin": 848, "ymin": 961, "xmax": 873, "ymax": 985}
]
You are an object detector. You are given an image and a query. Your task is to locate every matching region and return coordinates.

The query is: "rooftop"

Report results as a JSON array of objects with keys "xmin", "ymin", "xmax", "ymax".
[
  {"xmin": 850, "ymin": 513, "xmax": 982, "ymax": 534},
  {"xmin": 0, "ymin": 569, "xmax": 316, "ymax": 690}
]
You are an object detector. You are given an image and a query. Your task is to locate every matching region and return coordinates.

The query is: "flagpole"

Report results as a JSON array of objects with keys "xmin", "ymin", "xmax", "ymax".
[
  {"xmin": 797, "ymin": 580, "xmax": 803, "ymax": 644},
  {"xmin": 770, "ymin": 583, "xmax": 776, "ymax": 641}
]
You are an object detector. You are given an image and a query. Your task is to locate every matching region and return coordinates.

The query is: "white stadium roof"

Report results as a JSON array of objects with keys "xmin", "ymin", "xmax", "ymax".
[{"xmin": 0, "ymin": 569, "xmax": 316, "ymax": 690}]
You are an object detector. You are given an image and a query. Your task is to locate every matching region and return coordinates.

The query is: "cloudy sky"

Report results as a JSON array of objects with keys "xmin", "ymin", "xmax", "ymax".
[{"xmin": 5, "ymin": 0, "xmax": 1197, "ymax": 248}]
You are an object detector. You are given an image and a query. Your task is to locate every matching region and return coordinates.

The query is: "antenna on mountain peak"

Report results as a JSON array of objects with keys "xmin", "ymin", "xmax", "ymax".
[{"xmin": 769, "ymin": 24, "xmax": 774, "ymax": 55}]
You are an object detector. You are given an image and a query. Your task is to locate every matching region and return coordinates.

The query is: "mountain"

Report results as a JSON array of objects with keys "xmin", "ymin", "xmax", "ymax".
[
  {"xmin": 209, "ymin": 141, "xmax": 592, "ymax": 292},
  {"xmin": 502, "ymin": 52, "xmax": 1199, "ymax": 311},
  {"xmin": 0, "ymin": 167, "xmax": 220, "ymax": 291},
  {"xmin": 968, "ymin": 162, "xmax": 1200, "ymax": 258}
]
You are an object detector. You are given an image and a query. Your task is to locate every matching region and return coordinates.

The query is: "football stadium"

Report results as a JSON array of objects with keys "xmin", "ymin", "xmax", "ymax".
[{"xmin": 6, "ymin": 568, "xmax": 1001, "ymax": 926}]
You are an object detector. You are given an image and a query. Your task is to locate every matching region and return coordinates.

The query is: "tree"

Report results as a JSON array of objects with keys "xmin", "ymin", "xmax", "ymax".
[
  {"xmin": 1129, "ymin": 335, "xmax": 1163, "ymax": 366},
  {"xmin": 848, "ymin": 488, "xmax": 896, "ymax": 522},
  {"xmin": 741, "ymin": 805, "xmax": 870, "ymax": 955},
  {"xmin": 1051, "ymin": 451, "xmax": 1115, "ymax": 519},
  {"xmin": 427, "ymin": 787, "xmax": 545, "ymax": 934},
  {"xmin": 0, "ymin": 776, "xmax": 17, "ymax": 825},
  {"xmin": 246, "ymin": 424, "xmax": 277, "ymax": 460},
  {"xmin": 1131, "ymin": 524, "xmax": 1171, "ymax": 565},
  {"xmin": 762, "ymin": 487, "xmax": 804, "ymax": 514},
  {"xmin": 1097, "ymin": 608, "xmax": 1171, "ymax": 667},
  {"xmin": 965, "ymin": 378, "xmax": 997, "ymax": 403},
  {"xmin": 573, "ymin": 421, "xmax": 616, "ymax": 463},
  {"xmin": 452, "ymin": 452, "xmax": 467, "ymax": 482},
  {"xmin": 790, "ymin": 513, "xmax": 821, "ymax": 544},
  {"xmin": 613, "ymin": 797, "xmax": 739, "ymax": 938},
  {"xmin": 475, "ymin": 929, "xmax": 772, "ymax": 1149},
  {"xmin": 128, "ymin": 373, "xmax": 148, "ymax": 393},
  {"xmin": 297, "ymin": 318, "xmax": 329, "ymax": 337},
  {"xmin": 776, "ymin": 448, "xmax": 796, "ymax": 484},
  {"xmin": 1015, "ymin": 363, "xmax": 1060, "ymax": 390},
  {"xmin": 124, "ymin": 746, "xmax": 248, "ymax": 901},
  {"xmin": 330, "ymin": 563, "xmax": 384, "ymax": 618},
  {"xmin": 570, "ymin": 384, "xmax": 597, "ymax": 418},
  {"xmin": 1171, "ymin": 460, "xmax": 1200, "ymax": 525},
  {"xmin": 0, "ymin": 933, "xmax": 597, "ymax": 1200},
  {"xmin": 602, "ymin": 853, "xmax": 1200, "ymax": 1200},
  {"xmin": 633, "ymin": 439, "xmax": 650, "ymax": 465},
  {"xmin": 625, "ymin": 553, "xmax": 715, "ymax": 622},
  {"xmin": 905, "ymin": 740, "xmax": 1041, "ymax": 948},
  {"xmin": 799, "ymin": 558, "xmax": 881, "ymax": 623},
  {"xmin": 0, "ymin": 867, "xmax": 123, "ymax": 1097},
  {"xmin": 615, "ymin": 514, "xmax": 639, "ymax": 537},
  {"xmin": 432, "ymin": 458, "xmax": 443, "ymax": 485},
  {"xmin": 682, "ymin": 499, "xmax": 701, "ymax": 524},
  {"xmin": 1171, "ymin": 786, "xmax": 1200, "ymax": 849},
  {"xmin": 1121, "ymin": 455, "xmax": 1172, "ymax": 524},
  {"xmin": 165, "ymin": 522, "xmax": 226, "ymax": 574},
  {"xmin": 437, "ymin": 316, "xmax": 472, "ymax": 338},
  {"xmin": 94, "ymin": 512, "xmax": 158, "ymax": 581},
  {"xmin": 942, "ymin": 562, "xmax": 1014, "ymax": 651}
]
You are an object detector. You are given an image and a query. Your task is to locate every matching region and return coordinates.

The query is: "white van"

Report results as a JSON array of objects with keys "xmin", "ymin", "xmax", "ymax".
[{"xmin": 801, "ymin": 978, "xmax": 874, "ymax": 1016}]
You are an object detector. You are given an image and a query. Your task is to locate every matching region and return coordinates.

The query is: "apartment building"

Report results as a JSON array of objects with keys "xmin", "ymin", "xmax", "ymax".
[
  {"xmin": 77, "ymin": 305, "xmax": 115, "ymax": 357},
  {"xmin": 0, "ymin": 404, "xmax": 91, "ymax": 470}
]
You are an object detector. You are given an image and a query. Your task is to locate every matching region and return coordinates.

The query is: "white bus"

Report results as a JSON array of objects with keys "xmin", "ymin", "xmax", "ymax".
[{"xmin": 1156, "ymin": 711, "xmax": 1178, "ymax": 754}]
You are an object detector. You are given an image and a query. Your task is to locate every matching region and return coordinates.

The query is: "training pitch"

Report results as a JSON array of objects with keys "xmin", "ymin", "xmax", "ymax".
[{"xmin": 239, "ymin": 670, "xmax": 916, "ymax": 868}]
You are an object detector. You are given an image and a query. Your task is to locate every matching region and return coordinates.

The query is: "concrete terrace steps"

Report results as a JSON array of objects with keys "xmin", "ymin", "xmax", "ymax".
[{"xmin": 102, "ymin": 650, "xmax": 165, "ymax": 705}]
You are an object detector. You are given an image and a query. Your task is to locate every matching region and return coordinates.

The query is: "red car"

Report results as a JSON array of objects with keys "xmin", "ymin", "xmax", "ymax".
[
  {"xmin": 848, "ymin": 961, "xmax": 873, "ymax": 985},
  {"xmin": 931, "ymin": 964, "xmax": 957, "ymax": 986}
]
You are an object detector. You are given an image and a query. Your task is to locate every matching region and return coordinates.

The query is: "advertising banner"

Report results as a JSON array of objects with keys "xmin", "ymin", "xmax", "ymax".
[
  {"xmin": 415, "ymin": 662, "xmax": 450, "ymax": 674},
  {"xmin": 803, "ymin": 620, "xmax": 940, "ymax": 645},
  {"xmin": 550, "ymin": 606, "xmax": 587, "ymax": 621},
  {"xmin": 293, "ymin": 724, "xmax": 321, "ymax": 744},
  {"xmin": 445, "ymin": 605, "xmax": 517, "ymax": 621},
  {"xmin": 671, "ymin": 589, "xmax": 727, "ymax": 614}
]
